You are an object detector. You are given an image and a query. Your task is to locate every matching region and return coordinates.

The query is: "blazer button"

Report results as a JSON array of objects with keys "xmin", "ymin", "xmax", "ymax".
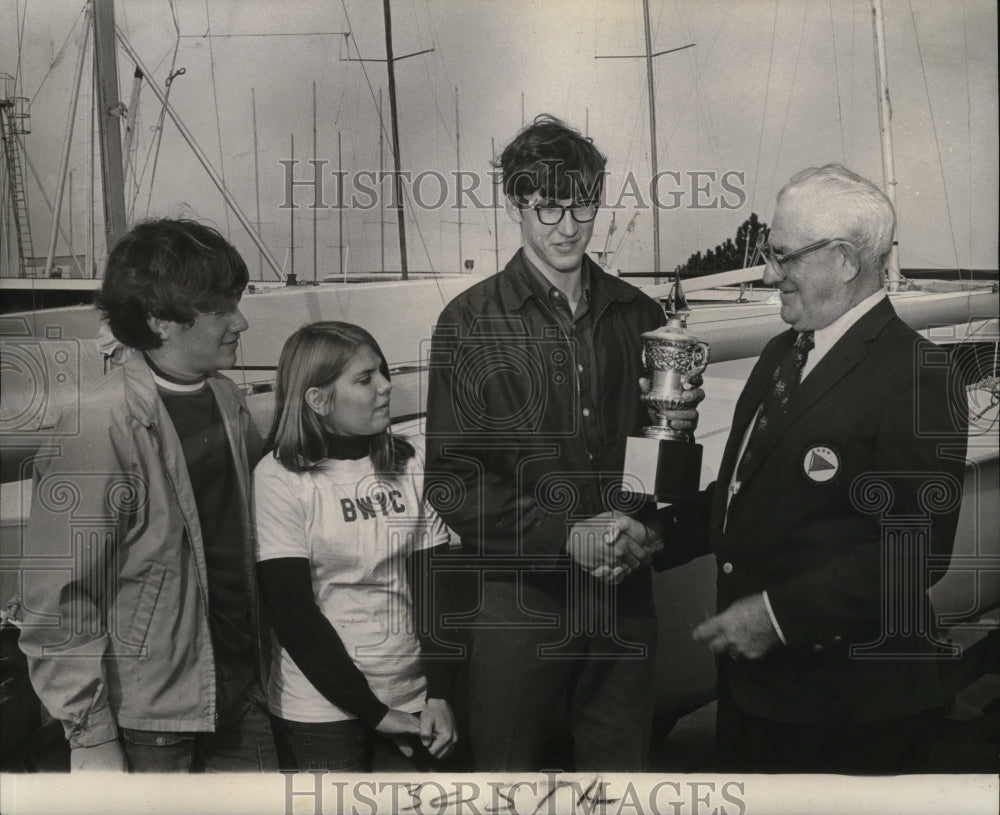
[
  {"xmin": 722, "ymin": 562, "xmax": 734, "ymax": 574},
  {"xmin": 832, "ymin": 635, "xmax": 843, "ymax": 644},
  {"xmin": 813, "ymin": 643, "xmax": 825, "ymax": 653}
]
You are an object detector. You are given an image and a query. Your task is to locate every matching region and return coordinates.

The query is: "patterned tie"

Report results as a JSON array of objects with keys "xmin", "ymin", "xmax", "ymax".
[{"xmin": 736, "ymin": 330, "xmax": 814, "ymax": 482}]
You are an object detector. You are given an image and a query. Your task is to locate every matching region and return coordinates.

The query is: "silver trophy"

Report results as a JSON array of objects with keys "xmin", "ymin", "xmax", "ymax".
[{"xmin": 623, "ymin": 275, "xmax": 708, "ymax": 502}]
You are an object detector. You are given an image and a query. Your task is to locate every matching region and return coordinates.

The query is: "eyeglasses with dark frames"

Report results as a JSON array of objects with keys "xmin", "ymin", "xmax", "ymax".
[{"xmin": 519, "ymin": 200, "xmax": 599, "ymax": 225}]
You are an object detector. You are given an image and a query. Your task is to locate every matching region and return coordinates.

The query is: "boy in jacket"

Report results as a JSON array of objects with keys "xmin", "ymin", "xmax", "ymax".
[{"xmin": 19, "ymin": 219, "xmax": 277, "ymax": 772}]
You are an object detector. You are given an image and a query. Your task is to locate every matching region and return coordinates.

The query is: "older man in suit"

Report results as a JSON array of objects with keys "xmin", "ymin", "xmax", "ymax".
[{"xmin": 659, "ymin": 164, "xmax": 969, "ymax": 773}]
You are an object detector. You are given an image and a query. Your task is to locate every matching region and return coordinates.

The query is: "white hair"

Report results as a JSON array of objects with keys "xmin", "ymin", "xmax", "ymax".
[{"xmin": 778, "ymin": 164, "xmax": 896, "ymax": 278}]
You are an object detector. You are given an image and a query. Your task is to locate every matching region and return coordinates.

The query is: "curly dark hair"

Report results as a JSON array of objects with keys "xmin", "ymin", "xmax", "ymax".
[
  {"xmin": 494, "ymin": 114, "xmax": 607, "ymax": 204},
  {"xmin": 95, "ymin": 219, "xmax": 249, "ymax": 350}
]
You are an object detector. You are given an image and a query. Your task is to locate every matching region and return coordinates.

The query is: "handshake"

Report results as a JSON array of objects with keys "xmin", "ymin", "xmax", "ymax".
[{"xmin": 565, "ymin": 511, "xmax": 664, "ymax": 584}]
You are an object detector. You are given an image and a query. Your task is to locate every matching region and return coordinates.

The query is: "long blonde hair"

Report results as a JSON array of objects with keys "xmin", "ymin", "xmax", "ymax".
[{"xmin": 267, "ymin": 321, "xmax": 414, "ymax": 476}]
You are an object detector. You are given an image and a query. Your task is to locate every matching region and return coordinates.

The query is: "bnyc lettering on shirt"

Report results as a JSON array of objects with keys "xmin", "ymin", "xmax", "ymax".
[{"xmin": 340, "ymin": 491, "xmax": 406, "ymax": 522}]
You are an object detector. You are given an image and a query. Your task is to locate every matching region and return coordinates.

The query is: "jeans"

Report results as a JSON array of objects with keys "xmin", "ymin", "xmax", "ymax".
[
  {"xmin": 120, "ymin": 698, "xmax": 278, "ymax": 772},
  {"xmin": 271, "ymin": 717, "xmax": 430, "ymax": 772},
  {"xmin": 120, "ymin": 657, "xmax": 278, "ymax": 773}
]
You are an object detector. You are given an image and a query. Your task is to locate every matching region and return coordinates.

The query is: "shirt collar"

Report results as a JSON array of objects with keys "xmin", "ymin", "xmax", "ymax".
[
  {"xmin": 498, "ymin": 249, "xmax": 637, "ymax": 314},
  {"xmin": 804, "ymin": 289, "xmax": 887, "ymax": 377},
  {"xmin": 143, "ymin": 352, "xmax": 208, "ymax": 393},
  {"xmin": 520, "ymin": 251, "xmax": 591, "ymax": 310}
]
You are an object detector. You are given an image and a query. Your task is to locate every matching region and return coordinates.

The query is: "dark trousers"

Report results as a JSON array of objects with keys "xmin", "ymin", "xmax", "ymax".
[
  {"xmin": 715, "ymin": 682, "xmax": 947, "ymax": 774},
  {"xmin": 467, "ymin": 576, "xmax": 656, "ymax": 772},
  {"xmin": 270, "ymin": 717, "xmax": 432, "ymax": 772}
]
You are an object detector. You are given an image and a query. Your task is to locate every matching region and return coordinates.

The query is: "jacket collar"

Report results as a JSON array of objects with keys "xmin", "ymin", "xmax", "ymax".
[
  {"xmin": 497, "ymin": 248, "xmax": 641, "ymax": 316},
  {"xmin": 120, "ymin": 354, "xmax": 163, "ymax": 427}
]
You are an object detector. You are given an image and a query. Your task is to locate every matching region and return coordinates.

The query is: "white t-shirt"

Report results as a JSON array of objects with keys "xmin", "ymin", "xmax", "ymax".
[{"xmin": 254, "ymin": 449, "xmax": 449, "ymax": 723}]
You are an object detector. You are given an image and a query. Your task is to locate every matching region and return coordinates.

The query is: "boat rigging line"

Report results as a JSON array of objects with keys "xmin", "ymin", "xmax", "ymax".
[
  {"xmin": 114, "ymin": 25, "xmax": 283, "ymax": 279},
  {"xmin": 826, "ymin": 0, "xmax": 848, "ymax": 162},
  {"xmin": 338, "ymin": 0, "xmax": 445, "ymax": 286},
  {"xmin": 748, "ymin": 0, "xmax": 779, "ymax": 220},
  {"xmin": 23, "ymin": 3, "xmax": 85, "ymax": 113},
  {"xmin": 203, "ymin": 0, "xmax": 231, "ymax": 239},
  {"xmin": 41, "ymin": 1, "xmax": 92, "ymax": 279},
  {"xmin": 141, "ymin": 0, "xmax": 182, "ymax": 219},
  {"xmin": 768, "ymin": 2, "xmax": 809, "ymax": 195},
  {"xmin": 907, "ymin": 0, "xmax": 962, "ymax": 275},
  {"xmin": 595, "ymin": 0, "xmax": 695, "ymax": 279}
]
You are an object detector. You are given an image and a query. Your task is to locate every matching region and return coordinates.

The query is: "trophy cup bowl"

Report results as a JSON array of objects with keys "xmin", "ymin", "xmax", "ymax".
[
  {"xmin": 623, "ymin": 314, "xmax": 709, "ymax": 502},
  {"xmin": 640, "ymin": 329, "xmax": 710, "ymax": 442}
]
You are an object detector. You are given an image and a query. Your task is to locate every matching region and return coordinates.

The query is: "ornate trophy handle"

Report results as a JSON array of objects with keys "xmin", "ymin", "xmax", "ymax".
[{"xmin": 682, "ymin": 342, "xmax": 710, "ymax": 387}]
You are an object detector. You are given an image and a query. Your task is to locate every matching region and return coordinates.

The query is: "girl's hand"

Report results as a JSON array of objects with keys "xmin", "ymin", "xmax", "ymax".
[
  {"xmin": 419, "ymin": 698, "xmax": 458, "ymax": 759},
  {"xmin": 375, "ymin": 708, "xmax": 421, "ymax": 757}
]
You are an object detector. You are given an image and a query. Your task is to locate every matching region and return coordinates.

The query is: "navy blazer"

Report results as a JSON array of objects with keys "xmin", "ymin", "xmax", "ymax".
[{"xmin": 667, "ymin": 297, "xmax": 969, "ymax": 725}]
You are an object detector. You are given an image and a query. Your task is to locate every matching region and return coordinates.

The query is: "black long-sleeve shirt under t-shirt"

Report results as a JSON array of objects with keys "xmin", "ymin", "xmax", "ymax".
[{"xmin": 257, "ymin": 434, "xmax": 455, "ymax": 727}]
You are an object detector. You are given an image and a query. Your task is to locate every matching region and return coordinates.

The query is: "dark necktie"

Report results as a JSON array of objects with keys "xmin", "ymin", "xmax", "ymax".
[{"xmin": 736, "ymin": 330, "xmax": 814, "ymax": 482}]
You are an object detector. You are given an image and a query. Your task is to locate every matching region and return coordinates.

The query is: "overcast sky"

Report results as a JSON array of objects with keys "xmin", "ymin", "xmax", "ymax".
[{"xmin": 3, "ymin": 0, "xmax": 997, "ymax": 279}]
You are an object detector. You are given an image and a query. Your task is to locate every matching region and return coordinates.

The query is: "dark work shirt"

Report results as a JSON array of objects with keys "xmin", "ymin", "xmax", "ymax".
[
  {"xmin": 520, "ymin": 257, "xmax": 603, "ymax": 468},
  {"xmin": 425, "ymin": 250, "xmax": 667, "ymax": 560}
]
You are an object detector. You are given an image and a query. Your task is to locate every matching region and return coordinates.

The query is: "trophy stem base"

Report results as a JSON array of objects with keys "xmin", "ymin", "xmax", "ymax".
[
  {"xmin": 642, "ymin": 425, "xmax": 689, "ymax": 442},
  {"xmin": 622, "ymin": 436, "xmax": 703, "ymax": 503}
]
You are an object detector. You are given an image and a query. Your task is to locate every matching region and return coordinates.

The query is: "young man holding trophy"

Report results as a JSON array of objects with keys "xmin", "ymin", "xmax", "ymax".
[{"xmin": 424, "ymin": 115, "xmax": 701, "ymax": 771}]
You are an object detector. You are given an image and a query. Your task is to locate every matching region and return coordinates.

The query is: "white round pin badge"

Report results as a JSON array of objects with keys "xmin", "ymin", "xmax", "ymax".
[{"xmin": 803, "ymin": 445, "xmax": 840, "ymax": 482}]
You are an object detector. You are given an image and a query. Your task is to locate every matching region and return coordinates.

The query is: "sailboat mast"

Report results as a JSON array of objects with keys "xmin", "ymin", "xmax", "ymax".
[
  {"xmin": 116, "ymin": 31, "xmax": 283, "ymax": 279},
  {"xmin": 595, "ymin": 7, "xmax": 692, "ymax": 281},
  {"xmin": 338, "ymin": 130, "xmax": 344, "ymax": 279},
  {"xmin": 456, "ymin": 86, "xmax": 462, "ymax": 273},
  {"xmin": 88, "ymin": 63, "xmax": 95, "ymax": 277},
  {"xmin": 383, "ymin": 0, "xmax": 408, "ymax": 280},
  {"xmin": 379, "ymin": 89, "xmax": 385, "ymax": 275},
  {"xmin": 121, "ymin": 66, "xmax": 143, "ymax": 205},
  {"xmin": 93, "ymin": 0, "xmax": 127, "ymax": 248},
  {"xmin": 642, "ymin": 0, "xmax": 661, "ymax": 280},
  {"xmin": 43, "ymin": 1, "xmax": 92, "ymax": 277},
  {"xmin": 492, "ymin": 135, "xmax": 500, "ymax": 274},
  {"xmin": 871, "ymin": 0, "xmax": 901, "ymax": 289},
  {"xmin": 252, "ymin": 88, "xmax": 262, "ymax": 280},
  {"xmin": 313, "ymin": 81, "xmax": 318, "ymax": 282}
]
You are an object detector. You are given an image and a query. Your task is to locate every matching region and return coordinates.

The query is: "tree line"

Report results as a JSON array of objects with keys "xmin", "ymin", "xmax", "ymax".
[{"xmin": 675, "ymin": 213, "xmax": 768, "ymax": 277}]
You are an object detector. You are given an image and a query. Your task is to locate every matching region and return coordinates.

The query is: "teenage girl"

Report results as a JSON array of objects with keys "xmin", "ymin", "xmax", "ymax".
[{"xmin": 254, "ymin": 321, "xmax": 457, "ymax": 771}]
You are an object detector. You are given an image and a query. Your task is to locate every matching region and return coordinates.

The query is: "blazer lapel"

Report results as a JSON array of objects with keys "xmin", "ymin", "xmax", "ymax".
[
  {"xmin": 718, "ymin": 329, "xmax": 796, "ymax": 488},
  {"xmin": 736, "ymin": 298, "xmax": 896, "ymax": 486}
]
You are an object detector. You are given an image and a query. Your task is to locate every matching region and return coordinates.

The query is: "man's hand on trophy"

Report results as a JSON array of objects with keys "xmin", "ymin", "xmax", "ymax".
[
  {"xmin": 566, "ymin": 512, "xmax": 657, "ymax": 583},
  {"xmin": 638, "ymin": 373, "xmax": 706, "ymax": 434}
]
